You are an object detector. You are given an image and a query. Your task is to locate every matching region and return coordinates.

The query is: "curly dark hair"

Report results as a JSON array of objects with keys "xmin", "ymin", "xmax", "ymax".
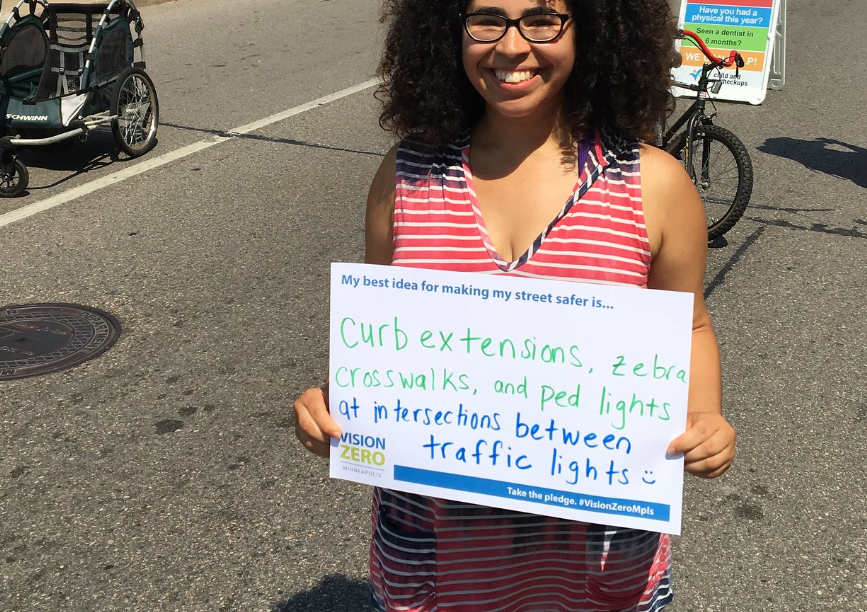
[{"xmin": 377, "ymin": 0, "xmax": 678, "ymax": 146}]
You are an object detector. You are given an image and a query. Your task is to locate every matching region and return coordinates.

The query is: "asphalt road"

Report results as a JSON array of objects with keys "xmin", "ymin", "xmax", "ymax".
[{"xmin": 1, "ymin": 0, "xmax": 865, "ymax": 611}]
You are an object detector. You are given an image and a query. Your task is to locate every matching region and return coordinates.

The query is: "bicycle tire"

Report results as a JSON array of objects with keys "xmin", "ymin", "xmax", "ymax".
[
  {"xmin": 111, "ymin": 67, "xmax": 159, "ymax": 157},
  {"xmin": 666, "ymin": 123, "xmax": 753, "ymax": 240},
  {"xmin": 0, "ymin": 158, "xmax": 29, "ymax": 198}
]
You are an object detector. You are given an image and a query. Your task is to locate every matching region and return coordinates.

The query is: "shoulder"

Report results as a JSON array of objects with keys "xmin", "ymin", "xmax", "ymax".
[
  {"xmin": 639, "ymin": 144, "xmax": 697, "ymax": 212},
  {"xmin": 395, "ymin": 136, "xmax": 466, "ymax": 174},
  {"xmin": 369, "ymin": 143, "xmax": 399, "ymax": 200},
  {"xmin": 638, "ymin": 142, "xmax": 694, "ymax": 191},
  {"xmin": 638, "ymin": 143, "xmax": 705, "ymax": 258},
  {"xmin": 368, "ymin": 136, "xmax": 454, "ymax": 206},
  {"xmin": 365, "ymin": 144, "xmax": 399, "ymax": 265},
  {"xmin": 367, "ymin": 142, "xmax": 399, "ymax": 227}
]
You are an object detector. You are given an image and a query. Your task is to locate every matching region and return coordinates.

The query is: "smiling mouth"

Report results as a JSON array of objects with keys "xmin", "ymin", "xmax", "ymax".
[{"xmin": 493, "ymin": 69, "xmax": 537, "ymax": 84}]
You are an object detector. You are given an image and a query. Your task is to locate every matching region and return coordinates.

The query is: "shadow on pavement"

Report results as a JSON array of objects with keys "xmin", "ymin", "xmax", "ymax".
[
  {"xmin": 13, "ymin": 128, "xmax": 160, "ymax": 192},
  {"xmin": 160, "ymin": 121, "xmax": 385, "ymax": 157},
  {"xmin": 758, "ymin": 136, "xmax": 867, "ymax": 188},
  {"xmin": 270, "ymin": 574, "xmax": 374, "ymax": 612},
  {"xmin": 17, "ymin": 129, "xmax": 119, "ymax": 171}
]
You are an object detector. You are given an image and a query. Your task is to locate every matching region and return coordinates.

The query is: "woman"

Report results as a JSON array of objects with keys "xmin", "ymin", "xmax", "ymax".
[{"xmin": 294, "ymin": 1, "xmax": 736, "ymax": 610}]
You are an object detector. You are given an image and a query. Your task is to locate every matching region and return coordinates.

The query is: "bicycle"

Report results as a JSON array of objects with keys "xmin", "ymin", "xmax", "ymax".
[{"xmin": 660, "ymin": 29, "xmax": 754, "ymax": 241}]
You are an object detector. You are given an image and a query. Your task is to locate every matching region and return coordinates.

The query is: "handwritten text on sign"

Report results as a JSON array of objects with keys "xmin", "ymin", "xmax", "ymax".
[{"xmin": 328, "ymin": 263, "xmax": 694, "ymax": 534}]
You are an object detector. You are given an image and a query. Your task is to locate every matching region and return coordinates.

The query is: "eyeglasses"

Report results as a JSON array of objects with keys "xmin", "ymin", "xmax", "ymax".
[{"xmin": 463, "ymin": 12, "xmax": 572, "ymax": 43}]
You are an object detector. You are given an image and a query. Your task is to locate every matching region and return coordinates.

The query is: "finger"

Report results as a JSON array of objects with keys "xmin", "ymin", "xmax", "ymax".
[
  {"xmin": 667, "ymin": 412, "xmax": 729, "ymax": 455},
  {"xmin": 294, "ymin": 410, "xmax": 334, "ymax": 458},
  {"xmin": 681, "ymin": 432, "xmax": 727, "ymax": 464},
  {"xmin": 300, "ymin": 434, "xmax": 333, "ymax": 458},
  {"xmin": 293, "ymin": 388, "xmax": 341, "ymax": 438},
  {"xmin": 683, "ymin": 438, "xmax": 735, "ymax": 476},
  {"xmin": 667, "ymin": 426, "xmax": 707, "ymax": 456},
  {"xmin": 294, "ymin": 405, "xmax": 327, "ymax": 444},
  {"xmin": 306, "ymin": 401, "xmax": 342, "ymax": 439},
  {"xmin": 684, "ymin": 451, "xmax": 734, "ymax": 478}
]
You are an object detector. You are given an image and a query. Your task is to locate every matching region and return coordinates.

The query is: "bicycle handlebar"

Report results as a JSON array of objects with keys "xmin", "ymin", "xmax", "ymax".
[{"xmin": 679, "ymin": 29, "xmax": 743, "ymax": 69}]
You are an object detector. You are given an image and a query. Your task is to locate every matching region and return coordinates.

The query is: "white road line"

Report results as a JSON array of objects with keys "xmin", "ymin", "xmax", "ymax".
[{"xmin": 0, "ymin": 78, "xmax": 379, "ymax": 230}]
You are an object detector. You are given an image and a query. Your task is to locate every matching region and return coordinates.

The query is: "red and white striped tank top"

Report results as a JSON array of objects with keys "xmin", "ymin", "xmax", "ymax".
[{"xmin": 370, "ymin": 131, "xmax": 672, "ymax": 612}]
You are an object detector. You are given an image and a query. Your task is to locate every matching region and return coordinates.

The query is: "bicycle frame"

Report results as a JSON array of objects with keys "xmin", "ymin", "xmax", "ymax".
[
  {"xmin": 664, "ymin": 93, "xmax": 713, "ymax": 185},
  {"xmin": 664, "ymin": 34, "xmax": 739, "ymax": 183}
]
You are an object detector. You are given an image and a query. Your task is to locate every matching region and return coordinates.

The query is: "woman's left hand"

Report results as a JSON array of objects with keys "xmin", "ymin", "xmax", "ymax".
[{"xmin": 667, "ymin": 412, "xmax": 736, "ymax": 478}]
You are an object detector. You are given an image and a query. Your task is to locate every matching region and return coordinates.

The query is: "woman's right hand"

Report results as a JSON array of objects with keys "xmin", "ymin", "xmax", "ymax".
[{"xmin": 293, "ymin": 385, "xmax": 341, "ymax": 458}]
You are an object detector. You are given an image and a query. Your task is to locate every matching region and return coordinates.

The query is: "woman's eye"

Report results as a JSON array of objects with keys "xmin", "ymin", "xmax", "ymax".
[
  {"xmin": 473, "ymin": 16, "xmax": 504, "ymax": 26},
  {"xmin": 523, "ymin": 16, "xmax": 559, "ymax": 28}
]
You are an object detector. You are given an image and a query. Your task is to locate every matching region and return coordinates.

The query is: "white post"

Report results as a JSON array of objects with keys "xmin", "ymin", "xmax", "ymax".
[{"xmin": 769, "ymin": 0, "xmax": 786, "ymax": 90}]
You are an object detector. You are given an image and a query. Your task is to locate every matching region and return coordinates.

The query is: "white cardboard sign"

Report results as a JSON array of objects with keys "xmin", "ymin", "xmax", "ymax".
[{"xmin": 328, "ymin": 263, "xmax": 694, "ymax": 534}]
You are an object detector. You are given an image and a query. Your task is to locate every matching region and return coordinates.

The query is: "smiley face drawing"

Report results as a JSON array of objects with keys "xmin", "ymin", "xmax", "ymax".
[{"xmin": 642, "ymin": 471, "xmax": 657, "ymax": 485}]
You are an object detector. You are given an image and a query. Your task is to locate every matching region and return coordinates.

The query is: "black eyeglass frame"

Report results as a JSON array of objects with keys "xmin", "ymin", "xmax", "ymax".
[{"xmin": 462, "ymin": 12, "xmax": 573, "ymax": 43}]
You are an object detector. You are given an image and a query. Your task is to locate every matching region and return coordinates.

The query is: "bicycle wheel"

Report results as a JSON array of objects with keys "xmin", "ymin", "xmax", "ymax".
[
  {"xmin": 0, "ymin": 158, "xmax": 29, "ymax": 198},
  {"xmin": 111, "ymin": 67, "xmax": 159, "ymax": 157},
  {"xmin": 666, "ymin": 123, "xmax": 753, "ymax": 240}
]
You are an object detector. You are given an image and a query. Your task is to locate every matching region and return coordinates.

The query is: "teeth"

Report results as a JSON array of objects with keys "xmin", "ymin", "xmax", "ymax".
[{"xmin": 494, "ymin": 69, "xmax": 535, "ymax": 83}]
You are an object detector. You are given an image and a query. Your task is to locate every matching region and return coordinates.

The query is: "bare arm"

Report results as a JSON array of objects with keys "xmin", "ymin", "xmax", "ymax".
[
  {"xmin": 641, "ymin": 144, "xmax": 735, "ymax": 478},
  {"xmin": 293, "ymin": 145, "xmax": 398, "ymax": 457}
]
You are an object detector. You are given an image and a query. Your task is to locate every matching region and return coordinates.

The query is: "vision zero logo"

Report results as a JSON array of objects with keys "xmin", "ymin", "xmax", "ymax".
[
  {"xmin": 7, "ymin": 114, "xmax": 48, "ymax": 121},
  {"xmin": 339, "ymin": 432, "xmax": 386, "ymax": 474}
]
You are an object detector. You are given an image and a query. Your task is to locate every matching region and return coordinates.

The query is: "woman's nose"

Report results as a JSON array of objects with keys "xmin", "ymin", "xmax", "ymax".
[{"xmin": 495, "ymin": 23, "xmax": 532, "ymax": 56}]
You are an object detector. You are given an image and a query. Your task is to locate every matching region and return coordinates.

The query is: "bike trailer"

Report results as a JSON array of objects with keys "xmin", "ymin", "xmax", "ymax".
[{"xmin": 0, "ymin": 0, "xmax": 158, "ymax": 196}]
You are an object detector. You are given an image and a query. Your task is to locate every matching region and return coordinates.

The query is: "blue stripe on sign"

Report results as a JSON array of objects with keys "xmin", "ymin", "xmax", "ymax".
[
  {"xmin": 393, "ymin": 465, "xmax": 670, "ymax": 522},
  {"xmin": 684, "ymin": 5, "xmax": 772, "ymax": 28}
]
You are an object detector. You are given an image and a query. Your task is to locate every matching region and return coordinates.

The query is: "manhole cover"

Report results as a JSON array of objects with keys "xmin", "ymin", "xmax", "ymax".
[{"xmin": 0, "ymin": 303, "xmax": 121, "ymax": 380}]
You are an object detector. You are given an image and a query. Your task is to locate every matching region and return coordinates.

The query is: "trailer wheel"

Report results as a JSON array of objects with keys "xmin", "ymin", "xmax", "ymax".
[
  {"xmin": 111, "ymin": 67, "xmax": 159, "ymax": 157},
  {"xmin": 0, "ymin": 158, "xmax": 29, "ymax": 198}
]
